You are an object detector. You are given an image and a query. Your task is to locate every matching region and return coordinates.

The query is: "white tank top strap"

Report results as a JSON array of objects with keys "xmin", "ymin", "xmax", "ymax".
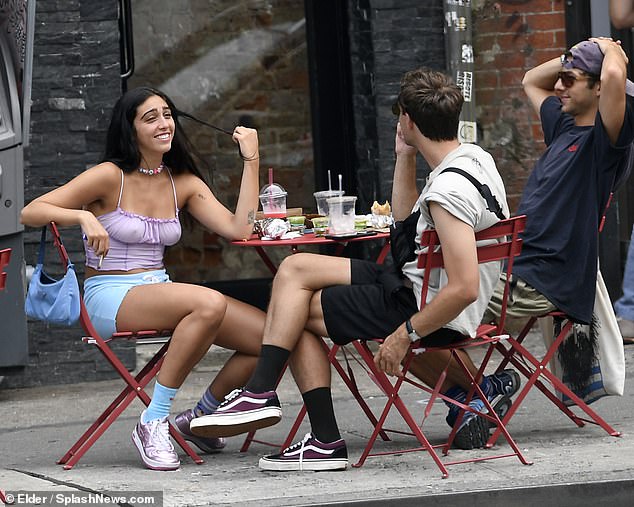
[
  {"xmin": 116, "ymin": 169, "xmax": 125, "ymax": 207},
  {"xmin": 167, "ymin": 169, "xmax": 179, "ymax": 214}
]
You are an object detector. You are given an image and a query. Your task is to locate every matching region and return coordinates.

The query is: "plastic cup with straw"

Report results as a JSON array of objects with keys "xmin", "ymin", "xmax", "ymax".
[{"xmin": 259, "ymin": 167, "xmax": 287, "ymax": 218}]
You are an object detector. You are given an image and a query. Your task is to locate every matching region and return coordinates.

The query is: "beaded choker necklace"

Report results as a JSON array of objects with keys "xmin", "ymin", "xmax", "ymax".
[{"xmin": 138, "ymin": 162, "xmax": 165, "ymax": 176}]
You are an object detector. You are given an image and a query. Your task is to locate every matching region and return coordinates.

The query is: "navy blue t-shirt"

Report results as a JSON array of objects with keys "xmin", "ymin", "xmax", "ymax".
[{"xmin": 514, "ymin": 95, "xmax": 634, "ymax": 324}]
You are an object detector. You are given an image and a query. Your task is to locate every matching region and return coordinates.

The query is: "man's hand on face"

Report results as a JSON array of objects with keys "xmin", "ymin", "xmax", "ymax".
[{"xmin": 395, "ymin": 121, "xmax": 418, "ymax": 157}]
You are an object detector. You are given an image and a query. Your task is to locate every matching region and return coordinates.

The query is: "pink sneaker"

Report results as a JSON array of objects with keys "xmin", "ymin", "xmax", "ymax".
[{"xmin": 131, "ymin": 411, "xmax": 180, "ymax": 471}]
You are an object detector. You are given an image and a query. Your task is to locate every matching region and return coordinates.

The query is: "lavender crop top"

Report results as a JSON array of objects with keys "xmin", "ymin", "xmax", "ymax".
[{"xmin": 84, "ymin": 169, "xmax": 181, "ymax": 271}]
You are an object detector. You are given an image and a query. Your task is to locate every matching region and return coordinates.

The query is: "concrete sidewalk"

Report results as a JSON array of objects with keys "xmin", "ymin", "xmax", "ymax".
[{"xmin": 2, "ymin": 332, "xmax": 634, "ymax": 507}]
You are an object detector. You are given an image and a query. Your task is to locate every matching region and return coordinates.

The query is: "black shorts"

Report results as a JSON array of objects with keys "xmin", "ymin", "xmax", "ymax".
[{"xmin": 321, "ymin": 259, "xmax": 462, "ymax": 346}]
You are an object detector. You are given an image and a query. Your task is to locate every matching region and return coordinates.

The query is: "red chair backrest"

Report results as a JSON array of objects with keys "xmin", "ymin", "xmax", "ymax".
[
  {"xmin": 0, "ymin": 248, "xmax": 11, "ymax": 291},
  {"xmin": 416, "ymin": 215, "xmax": 527, "ymax": 333}
]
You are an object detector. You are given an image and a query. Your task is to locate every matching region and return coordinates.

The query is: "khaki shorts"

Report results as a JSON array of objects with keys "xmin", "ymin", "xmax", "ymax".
[{"xmin": 483, "ymin": 274, "xmax": 557, "ymax": 334}]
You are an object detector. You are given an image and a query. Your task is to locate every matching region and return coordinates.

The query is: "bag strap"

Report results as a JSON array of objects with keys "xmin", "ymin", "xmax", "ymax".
[
  {"xmin": 441, "ymin": 167, "xmax": 506, "ymax": 220},
  {"xmin": 38, "ymin": 225, "xmax": 74, "ymax": 270},
  {"xmin": 37, "ymin": 226, "xmax": 47, "ymax": 265}
]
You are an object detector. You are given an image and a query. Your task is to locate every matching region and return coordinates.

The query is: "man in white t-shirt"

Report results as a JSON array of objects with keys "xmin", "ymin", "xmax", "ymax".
[{"xmin": 189, "ymin": 68, "xmax": 519, "ymax": 471}]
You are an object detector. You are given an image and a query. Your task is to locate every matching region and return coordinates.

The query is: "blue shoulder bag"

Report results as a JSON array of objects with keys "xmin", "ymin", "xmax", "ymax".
[{"xmin": 25, "ymin": 227, "xmax": 80, "ymax": 326}]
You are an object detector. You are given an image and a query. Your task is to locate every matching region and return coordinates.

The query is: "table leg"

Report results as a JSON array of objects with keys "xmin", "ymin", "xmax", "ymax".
[{"xmin": 255, "ymin": 246, "xmax": 279, "ymax": 275}]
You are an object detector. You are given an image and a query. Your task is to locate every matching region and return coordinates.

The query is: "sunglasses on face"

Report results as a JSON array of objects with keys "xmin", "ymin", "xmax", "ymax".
[{"xmin": 557, "ymin": 71, "xmax": 591, "ymax": 88}]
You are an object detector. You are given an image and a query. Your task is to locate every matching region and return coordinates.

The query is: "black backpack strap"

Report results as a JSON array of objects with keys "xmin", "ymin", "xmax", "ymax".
[{"xmin": 441, "ymin": 167, "xmax": 506, "ymax": 220}]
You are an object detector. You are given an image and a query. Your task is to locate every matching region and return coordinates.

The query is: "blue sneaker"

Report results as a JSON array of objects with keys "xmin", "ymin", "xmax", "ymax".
[
  {"xmin": 486, "ymin": 369, "xmax": 521, "ymax": 425},
  {"xmin": 488, "ymin": 369, "xmax": 521, "ymax": 398},
  {"xmin": 445, "ymin": 369, "xmax": 521, "ymax": 449},
  {"xmin": 447, "ymin": 398, "xmax": 490, "ymax": 450}
]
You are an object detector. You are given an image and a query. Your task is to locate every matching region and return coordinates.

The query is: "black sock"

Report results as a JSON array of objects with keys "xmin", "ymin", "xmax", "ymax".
[
  {"xmin": 303, "ymin": 387, "xmax": 341, "ymax": 443},
  {"xmin": 245, "ymin": 344, "xmax": 290, "ymax": 393}
]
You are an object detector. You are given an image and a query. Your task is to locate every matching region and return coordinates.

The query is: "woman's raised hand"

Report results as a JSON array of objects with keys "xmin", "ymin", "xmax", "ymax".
[{"xmin": 233, "ymin": 126, "xmax": 259, "ymax": 162}]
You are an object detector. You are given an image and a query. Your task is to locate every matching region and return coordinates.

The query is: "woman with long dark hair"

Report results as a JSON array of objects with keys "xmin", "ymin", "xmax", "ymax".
[{"xmin": 21, "ymin": 87, "xmax": 268, "ymax": 471}]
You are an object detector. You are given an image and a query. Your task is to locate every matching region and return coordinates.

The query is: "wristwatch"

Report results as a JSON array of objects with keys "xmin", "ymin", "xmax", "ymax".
[{"xmin": 405, "ymin": 319, "xmax": 422, "ymax": 343}]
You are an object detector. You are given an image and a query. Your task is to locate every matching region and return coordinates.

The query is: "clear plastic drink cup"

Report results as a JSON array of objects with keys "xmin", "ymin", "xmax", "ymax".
[
  {"xmin": 259, "ymin": 183, "xmax": 287, "ymax": 218},
  {"xmin": 313, "ymin": 190, "xmax": 344, "ymax": 217},
  {"xmin": 327, "ymin": 196, "xmax": 357, "ymax": 235}
]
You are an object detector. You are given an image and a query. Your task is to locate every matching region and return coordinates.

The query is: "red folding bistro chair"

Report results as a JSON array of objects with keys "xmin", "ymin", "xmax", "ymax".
[
  {"xmin": 487, "ymin": 311, "xmax": 620, "ymax": 448},
  {"xmin": 344, "ymin": 215, "xmax": 531, "ymax": 477},
  {"xmin": 0, "ymin": 247, "xmax": 11, "ymax": 291},
  {"xmin": 46, "ymin": 222, "xmax": 204, "ymax": 470},
  {"xmin": 487, "ymin": 196, "xmax": 621, "ymax": 447}
]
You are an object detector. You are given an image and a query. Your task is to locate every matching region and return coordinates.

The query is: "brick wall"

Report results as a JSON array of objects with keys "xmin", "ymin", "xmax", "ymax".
[
  {"xmin": 128, "ymin": 0, "xmax": 313, "ymax": 283},
  {"xmin": 473, "ymin": 0, "xmax": 566, "ymax": 211},
  {"xmin": 3, "ymin": 0, "xmax": 132, "ymax": 388},
  {"xmin": 348, "ymin": 0, "xmax": 560, "ymax": 211}
]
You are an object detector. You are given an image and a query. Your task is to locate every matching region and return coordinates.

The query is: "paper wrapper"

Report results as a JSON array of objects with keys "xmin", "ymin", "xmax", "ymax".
[
  {"xmin": 367, "ymin": 213, "xmax": 393, "ymax": 229},
  {"xmin": 254, "ymin": 218, "xmax": 290, "ymax": 239}
]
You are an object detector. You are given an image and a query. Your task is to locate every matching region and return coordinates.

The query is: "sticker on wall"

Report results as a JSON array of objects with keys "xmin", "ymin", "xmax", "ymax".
[
  {"xmin": 456, "ymin": 71, "xmax": 473, "ymax": 102},
  {"xmin": 459, "ymin": 121, "xmax": 477, "ymax": 143},
  {"xmin": 461, "ymin": 43, "xmax": 473, "ymax": 63},
  {"xmin": 445, "ymin": 11, "xmax": 467, "ymax": 31}
]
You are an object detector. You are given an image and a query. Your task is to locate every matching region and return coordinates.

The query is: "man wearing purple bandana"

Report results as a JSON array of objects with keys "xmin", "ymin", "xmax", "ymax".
[
  {"xmin": 482, "ymin": 37, "xmax": 634, "ymax": 336},
  {"xmin": 402, "ymin": 37, "xmax": 634, "ymax": 445}
]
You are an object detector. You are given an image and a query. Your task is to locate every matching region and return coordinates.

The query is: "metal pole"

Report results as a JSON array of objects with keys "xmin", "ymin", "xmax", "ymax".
[{"xmin": 443, "ymin": 0, "xmax": 476, "ymax": 143}]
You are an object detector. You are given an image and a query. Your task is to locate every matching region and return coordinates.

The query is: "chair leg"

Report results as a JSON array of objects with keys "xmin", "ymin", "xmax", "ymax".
[
  {"xmin": 59, "ymin": 341, "xmax": 165, "ymax": 467},
  {"xmin": 331, "ymin": 342, "xmax": 391, "ymax": 442},
  {"xmin": 495, "ymin": 339, "xmax": 588, "ymax": 428},
  {"xmin": 60, "ymin": 389, "xmax": 143, "ymax": 470},
  {"xmin": 239, "ymin": 430, "xmax": 257, "ymax": 452},
  {"xmin": 489, "ymin": 326, "xmax": 621, "ymax": 447},
  {"xmin": 499, "ymin": 320, "xmax": 589, "ymax": 425},
  {"xmin": 59, "ymin": 340, "xmax": 203, "ymax": 469},
  {"xmin": 351, "ymin": 343, "xmax": 450, "ymax": 478},
  {"xmin": 168, "ymin": 422, "xmax": 204, "ymax": 464}
]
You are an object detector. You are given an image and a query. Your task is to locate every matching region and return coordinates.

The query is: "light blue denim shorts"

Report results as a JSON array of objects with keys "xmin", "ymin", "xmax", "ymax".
[{"xmin": 83, "ymin": 269, "xmax": 171, "ymax": 338}]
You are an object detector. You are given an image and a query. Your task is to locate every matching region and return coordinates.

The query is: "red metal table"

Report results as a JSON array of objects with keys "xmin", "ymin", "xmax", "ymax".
[{"xmin": 231, "ymin": 230, "xmax": 390, "ymax": 274}]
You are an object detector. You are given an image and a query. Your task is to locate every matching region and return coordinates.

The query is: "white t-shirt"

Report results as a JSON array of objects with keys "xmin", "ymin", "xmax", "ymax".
[{"xmin": 401, "ymin": 143, "xmax": 510, "ymax": 338}]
